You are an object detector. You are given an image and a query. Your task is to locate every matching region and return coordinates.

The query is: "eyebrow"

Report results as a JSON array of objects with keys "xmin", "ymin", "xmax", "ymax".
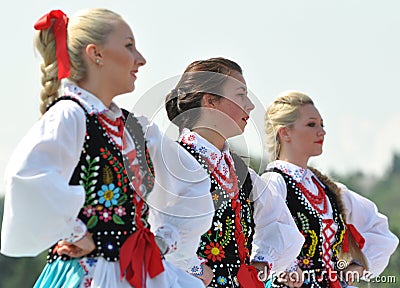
[
  {"xmin": 236, "ymin": 87, "xmax": 247, "ymax": 93},
  {"xmin": 308, "ymin": 117, "xmax": 323, "ymax": 121},
  {"xmin": 126, "ymin": 36, "xmax": 134, "ymax": 41}
]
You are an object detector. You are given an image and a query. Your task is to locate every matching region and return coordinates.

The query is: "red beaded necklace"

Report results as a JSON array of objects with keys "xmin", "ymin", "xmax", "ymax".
[
  {"xmin": 98, "ymin": 113, "xmax": 126, "ymax": 150},
  {"xmin": 296, "ymin": 177, "xmax": 328, "ymax": 214}
]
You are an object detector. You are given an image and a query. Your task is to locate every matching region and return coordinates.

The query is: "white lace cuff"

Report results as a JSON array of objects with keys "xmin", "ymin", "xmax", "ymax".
[
  {"xmin": 63, "ymin": 218, "xmax": 87, "ymax": 243},
  {"xmin": 154, "ymin": 225, "xmax": 179, "ymax": 255},
  {"xmin": 186, "ymin": 256, "xmax": 207, "ymax": 276},
  {"xmin": 285, "ymin": 260, "xmax": 299, "ymax": 273}
]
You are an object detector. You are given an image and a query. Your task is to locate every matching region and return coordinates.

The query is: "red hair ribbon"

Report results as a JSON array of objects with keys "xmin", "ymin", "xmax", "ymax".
[
  {"xmin": 34, "ymin": 10, "xmax": 70, "ymax": 80},
  {"xmin": 343, "ymin": 224, "xmax": 365, "ymax": 253}
]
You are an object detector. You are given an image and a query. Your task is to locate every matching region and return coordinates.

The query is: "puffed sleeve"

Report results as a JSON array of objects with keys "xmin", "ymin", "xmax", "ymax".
[
  {"xmin": 1, "ymin": 101, "xmax": 86, "ymax": 257},
  {"xmin": 251, "ymin": 170, "xmax": 304, "ymax": 273},
  {"xmin": 137, "ymin": 116, "xmax": 214, "ymax": 272},
  {"xmin": 338, "ymin": 183, "xmax": 399, "ymax": 277}
]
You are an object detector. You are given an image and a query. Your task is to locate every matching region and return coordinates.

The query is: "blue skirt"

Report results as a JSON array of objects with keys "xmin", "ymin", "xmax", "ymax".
[{"xmin": 33, "ymin": 258, "xmax": 85, "ymax": 288}]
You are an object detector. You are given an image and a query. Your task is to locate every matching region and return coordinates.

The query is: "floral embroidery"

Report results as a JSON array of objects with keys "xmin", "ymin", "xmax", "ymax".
[
  {"xmin": 100, "ymin": 147, "xmax": 129, "ymax": 193},
  {"xmin": 204, "ymin": 242, "xmax": 226, "ymax": 262},
  {"xmin": 270, "ymin": 165, "xmax": 347, "ymax": 287},
  {"xmin": 214, "ymin": 220, "xmax": 223, "ymax": 231},
  {"xmin": 299, "ymin": 256, "xmax": 313, "ymax": 268},
  {"xmin": 220, "ymin": 217, "xmax": 233, "ymax": 248},
  {"xmin": 180, "ymin": 130, "xmax": 255, "ymax": 287},
  {"xmin": 297, "ymin": 212, "xmax": 310, "ymax": 233},
  {"xmin": 85, "ymin": 258, "xmax": 97, "ymax": 267},
  {"xmin": 198, "ymin": 146, "xmax": 207, "ymax": 154},
  {"xmin": 222, "ymin": 165, "xmax": 228, "ymax": 175},
  {"xmin": 217, "ymin": 276, "xmax": 228, "ymax": 285},
  {"xmin": 114, "ymin": 206, "xmax": 126, "ymax": 217},
  {"xmin": 99, "ymin": 208, "xmax": 112, "ymax": 222},
  {"xmin": 212, "ymin": 194, "xmax": 219, "ymax": 201},
  {"xmin": 98, "ymin": 184, "xmax": 121, "ymax": 207},
  {"xmin": 307, "ymin": 230, "xmax": 318, "ymax": 257},
  {"xmin": 210, "ymin": 152, "xmax": 218, "ymax": 160},
  {"xmin": 83, "ymin": 205, "xmax": 96, "ymax": 217},
  {"xmin": 79, "ymin": 155, "xmax": 100, "ymax": 206},
  {"xmin": 84, "ymin": 278, "xmax": 92, "ymax": 288},
  {"xmin": 189, "ymin": 264, "xmax": 204, "ymax": 276}
]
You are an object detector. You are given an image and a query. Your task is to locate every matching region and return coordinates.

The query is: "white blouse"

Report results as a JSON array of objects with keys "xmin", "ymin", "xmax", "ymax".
[
  {"xmin": 262, "ymin": 160, "xmax": 399, "ymax": 277},
  {"xmin": 0, "ymin": 82, "xmax": 211, "ymax": 287},
  {"xmin": 170, "ymin": 129, "xmax": 304, "ymax": 273}
]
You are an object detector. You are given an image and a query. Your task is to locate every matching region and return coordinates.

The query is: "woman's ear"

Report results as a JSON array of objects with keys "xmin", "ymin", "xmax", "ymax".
[
  {"xmin": 202, "ymin": 94, "xmax": 217, "ymax": 108},
  {"xmin": 278, "ymin": 126, "xmax": 291, "ymax": 143},
  {"xmin": 85, "ymin": 44, "xmax": 103, "ymax": 65}
]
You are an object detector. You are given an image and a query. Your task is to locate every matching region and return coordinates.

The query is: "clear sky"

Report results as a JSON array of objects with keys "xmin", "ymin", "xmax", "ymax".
[{"xmin": 1, "ymin": 0, "xmax": 400, "ymax": 194}]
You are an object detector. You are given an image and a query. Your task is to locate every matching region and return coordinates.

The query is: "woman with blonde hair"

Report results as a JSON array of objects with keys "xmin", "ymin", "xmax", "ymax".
[
  {"xmin": 1, "ymin": 8, "xmax": 213, "ymax": 287},
  {"xmin": 262, "ymin": 90, "xmax": 398, "ymax": 287}
]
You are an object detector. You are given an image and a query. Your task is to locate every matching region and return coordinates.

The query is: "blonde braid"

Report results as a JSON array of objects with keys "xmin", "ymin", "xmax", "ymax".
[{"xmin": 34, "ymin": 23, "xmax": 61, "ymax": 115}]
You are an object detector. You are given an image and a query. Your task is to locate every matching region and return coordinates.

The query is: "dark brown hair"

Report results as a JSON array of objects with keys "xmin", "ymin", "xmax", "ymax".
[{"xmin": 165, "ymin": 57, "xmax": 242, "ymax": 131}]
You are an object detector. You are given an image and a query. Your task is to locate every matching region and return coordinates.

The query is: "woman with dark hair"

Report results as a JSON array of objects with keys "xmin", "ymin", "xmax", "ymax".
[{"xmin": 160, "ymin": 57, "xmax": 304, "ymax": 288}]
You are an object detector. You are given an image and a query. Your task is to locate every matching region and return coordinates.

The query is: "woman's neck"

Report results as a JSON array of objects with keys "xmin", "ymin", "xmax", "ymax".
[
  {"xmin": 192, "ymin": 127, "xmax": 226, "ymax": 151},
  {"xmin": 77, "ymin": 79, "xmax": 113, "ymax": 108},
  {"xmin": 278, "ymin": 151, "xmax": 309, "ymax": 169}
]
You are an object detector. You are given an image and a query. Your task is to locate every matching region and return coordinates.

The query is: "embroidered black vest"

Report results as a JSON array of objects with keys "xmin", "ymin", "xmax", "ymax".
[
  {"xmin": 268, "ymin": 168, "xmax": 346, "ymax": 288},
  {"xmin": 46, "ymin": 97, "xmax": 155, "ymax": 263},
  {"xmin": 180, "ymin": 142, "xmax": 255, "ymax": 288}
]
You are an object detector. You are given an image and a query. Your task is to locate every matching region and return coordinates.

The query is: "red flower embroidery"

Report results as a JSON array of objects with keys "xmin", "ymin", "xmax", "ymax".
[
  {"xmin": 84, "ymin": 278, "xmax": 92, "ymax": 287},
  {"xmin": 204, "ymin": 242, "xmax": 225, "ymax": 262}
]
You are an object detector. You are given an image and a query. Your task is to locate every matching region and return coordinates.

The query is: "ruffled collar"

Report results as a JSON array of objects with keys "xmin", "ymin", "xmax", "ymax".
[
  {"xmin": 179, "ymin": 128, "xmax": 233, "ymax": 168},
  {"xmin": 267, "ymin": 160, "xmax": 324, "ymax": 188},
  {"xmin": 179, "ymin": 128, "xmax": 235, "ymax": 175}
]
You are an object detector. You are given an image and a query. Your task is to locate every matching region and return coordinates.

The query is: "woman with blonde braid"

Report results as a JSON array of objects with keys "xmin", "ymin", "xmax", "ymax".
[
  {"xmin": 262, "ymin": 91, "xmax": 398, "ymax": 287},
  {"xmin": 1, "ymin": 8, "xmax": 214, "ymax": 287}
]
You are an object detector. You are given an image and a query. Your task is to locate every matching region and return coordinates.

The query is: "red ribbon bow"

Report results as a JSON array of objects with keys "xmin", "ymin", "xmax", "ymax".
[
  {"xmin": 119, "ymin": 228, "xmax": 164, "ymax": 287},
  {"xmin": 343, "ymin": 224, "xmax": 365, "ymax": 253},
  {"xmin": 237, "ymin": 264, "xmax": 265, "ymax": 288},
  {"xmin": 34, "ymin": 10, "xmax": 70, "ymax": 80}
]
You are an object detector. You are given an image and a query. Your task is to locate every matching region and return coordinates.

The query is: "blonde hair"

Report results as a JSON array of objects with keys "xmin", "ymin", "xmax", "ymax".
[
  {"xmin": 264, "ymin": 90, "xmax": 314, "ymax": 161},
  {"xmin": 34, "ymin": 8, "xmax": 122, "ymax": 115},
  {"xmin": 266, "ymin": 91, "xmax": 369, "ymax": 269}
]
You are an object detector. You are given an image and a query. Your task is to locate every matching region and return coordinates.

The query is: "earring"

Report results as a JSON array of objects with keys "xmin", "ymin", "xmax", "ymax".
[{"xmin": 96, "ymin": 59, "xmax": 100, "ymax": 64}]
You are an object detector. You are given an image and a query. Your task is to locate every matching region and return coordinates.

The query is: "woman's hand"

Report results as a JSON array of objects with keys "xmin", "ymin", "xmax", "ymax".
[
  {"xmin": 56, "ymin": 233, "xmax": 96, "ymax": 258},
  {"xmin": 195, "ymin": 264, "xmax": 214, "ymax": 287},
  {"xmin": 251, "ymin": 261, "xmax": 269, "ymax": 282}
]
